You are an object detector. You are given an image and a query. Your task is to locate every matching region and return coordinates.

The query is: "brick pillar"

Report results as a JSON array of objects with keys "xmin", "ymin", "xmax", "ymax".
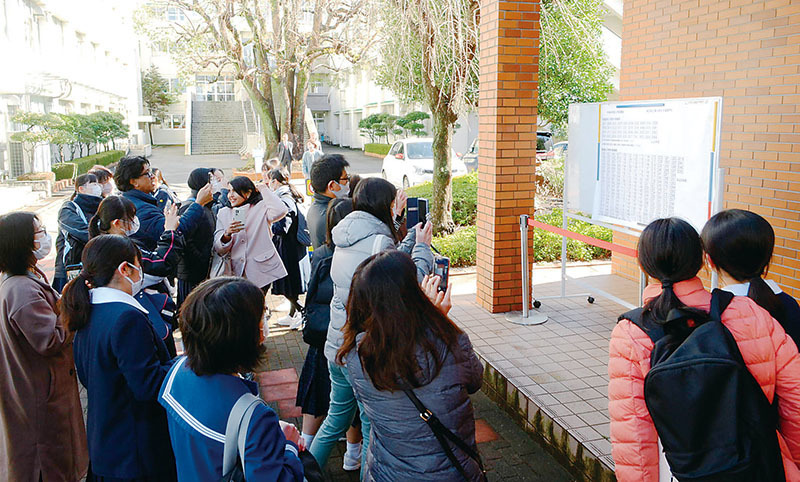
[{"xmin": 476, "ymin": 0, "xmax": 540, "ymax": 313}]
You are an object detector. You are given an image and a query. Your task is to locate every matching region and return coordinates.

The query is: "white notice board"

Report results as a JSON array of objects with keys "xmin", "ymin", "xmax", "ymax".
[{"xmin": 566, "ymin": 97, "xmax": 723, "ymax": 232}]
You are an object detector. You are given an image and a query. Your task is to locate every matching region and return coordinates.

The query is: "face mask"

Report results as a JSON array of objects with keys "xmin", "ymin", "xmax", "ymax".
[
  {"xmin": 332, "ymin": 181, "xmax": 350, "ymax": 199},
  {"xmin": 125, "ymin": 217, "xmax": 140, "ymax": 236},
  {"xmin": 33, "ymin": 232, "xmax": 52, "ymax": 260},
  {"xmin": 119, "ymin": 262, "xmax": 143, "ymax": 294},
  {"xmin": 210, "ymin": 179, "xmax": 222, "ymax": 194},
  {"xmin": 84, "ymin": 183, "xmax": 103, "ymax": 197},
  {"xmin": 102, "ymin": 181, "xmax": 114, "ymax": 196}
]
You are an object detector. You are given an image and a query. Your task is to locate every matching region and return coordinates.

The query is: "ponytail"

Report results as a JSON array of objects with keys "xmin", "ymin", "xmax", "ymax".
[
  {"xmin": 89, "ymin": 195, "xmax": 136, "ymax": 239},
  {"xmin": 748, "ymin": 276, "xmax": 785, "ymax": 322},
  {"xmin": 268, "ymin": 168, "xmax": 304, "ymax": 203},
  {"xmin": 59, "ymin": 235, "xmax": 141, "ymax": 331},
  {"xmin": 701, "ymin": 209, "xmax": 784, "ymax": 321},
  {"xmin": 638, "ymin": 218, "xmax": 707, "ymax": 334}
]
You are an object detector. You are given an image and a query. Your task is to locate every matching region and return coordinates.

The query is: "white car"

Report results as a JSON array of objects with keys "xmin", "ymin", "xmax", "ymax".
[{"xmin": 381, "ymin": 138, "xmax": 468, "ymax": 189}]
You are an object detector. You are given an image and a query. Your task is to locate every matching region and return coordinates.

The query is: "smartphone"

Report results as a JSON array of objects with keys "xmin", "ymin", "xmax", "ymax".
[
  {"xmin": 433, "ymin": 257, "xmax": 450, "ymax": 292},
  {"xmin": 406, "ymin": 197, "xmax": 429, "ymax": 228},
  {"xmin": 232, "ymin": 207, "xmax": 247, "ymax": 225},
  {"xmin": 65, "ymin": 263, "xmax": 82, "ymax": 282}
]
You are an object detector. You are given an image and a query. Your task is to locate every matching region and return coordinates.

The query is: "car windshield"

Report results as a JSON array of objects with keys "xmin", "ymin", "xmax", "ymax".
[
  {"xmin": 406, "ymin": 142, "xmax": 433, "ymax": 159},
  {"xmin": 537, "ymin": 133, "xmax": 552, "ymax": 151}
]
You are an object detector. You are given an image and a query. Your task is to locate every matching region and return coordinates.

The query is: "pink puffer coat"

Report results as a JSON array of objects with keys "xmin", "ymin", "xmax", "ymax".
[{"xmin": 608, "ymin": 277, "xmax": 800, "ymax": 482}]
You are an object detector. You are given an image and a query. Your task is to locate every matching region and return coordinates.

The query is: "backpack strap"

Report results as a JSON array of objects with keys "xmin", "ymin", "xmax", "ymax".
[
  {"xmin": 403, "ymin": 389, "xmax": 487, "ymax": 481},
  {"xmin": 709, "ymin": 288, "xmax": 734, "ymax": 323},
  {"xmin": 618, "ymin": 307, "xmax": 666, "ymax": 345},
  {"xmin": 222, "ymin": 392, "xmax": 262, "ymax": 477},
  {"xmin": 71, "ymin": 201, "xmax": 87, "ymax": 225}
]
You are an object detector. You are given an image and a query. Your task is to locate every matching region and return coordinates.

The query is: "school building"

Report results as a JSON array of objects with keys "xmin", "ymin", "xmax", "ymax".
[{"xmin": 476, "ymin": 0, "xmax": 800, "ymax": 313}]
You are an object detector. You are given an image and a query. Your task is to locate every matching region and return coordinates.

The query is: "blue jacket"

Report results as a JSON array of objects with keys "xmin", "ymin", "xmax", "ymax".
[
  {"xmin": 73, "ymin": 288, "xmax": 175, "ymax": 479},
  {"xmin": 54, "ymin": 193, "xmax": 101, "ymax": 279},
  {"xmin": 158, "ymin": 357, "xmax": 304, "ymax": 482},
  {"xmin": 123, "ymin": 189, "xmax": 203, "ymax": 251},
  {"xmin": 345, "ymin": 332, "xmax": 484, "ymax": 481}
]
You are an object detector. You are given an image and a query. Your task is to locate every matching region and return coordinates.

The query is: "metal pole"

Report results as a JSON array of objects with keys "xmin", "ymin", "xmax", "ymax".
[
  {"xmin": 639, "ymin": 269, "xmax": 647, "ymax": 307},
  {"xmin": 506, "ymin": 214, "xmax": 547, "ymax": 325},
  {"xmin": 521, "ymin": 214, "xmax": 530, "ymax": 318}
]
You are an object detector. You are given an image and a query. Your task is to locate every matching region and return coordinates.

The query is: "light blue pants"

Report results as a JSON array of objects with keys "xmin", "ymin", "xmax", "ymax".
[{"xmin": 309, "ymin": 361, "xmax": 371, "ymax": 471}]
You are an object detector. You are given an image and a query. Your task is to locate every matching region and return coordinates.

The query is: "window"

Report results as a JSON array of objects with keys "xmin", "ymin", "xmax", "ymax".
[
  {"xmin": 195, "ymin": 75, "xmax": 235, "ymax": 101},
  {"xmin": 8, "ymin": 106, "xmax": 23, "ymax": 132},
  {"xmin": 161, "ymin": 114, "xmax": 185, "ymax": 129},
  {"xmin": 166, "ymin": 6, "xmax": 185, "ymax": 22},
  {"xmin": 168, "ymin": 78, "xmax": 184, "ymax": 94},
  {"xmin": 310, "ymin": 80, "xmax": 324, "ymax": 94},
  {"xmin": 406, "ymin": 141, "xmax": 433, "ymax": 159}
]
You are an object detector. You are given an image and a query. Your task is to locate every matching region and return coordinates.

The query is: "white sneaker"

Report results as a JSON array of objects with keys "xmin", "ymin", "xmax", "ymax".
[
  {"xmin": 288, "ymin": 315, "xmax": 303, "ymax": 331},
  {"xmin": 342, "ymin": 450, "xmax": 361, "ymax": 472},
  {"xmin": 276, "ymin": 312, "xmax": 301, "ymax": 327}
]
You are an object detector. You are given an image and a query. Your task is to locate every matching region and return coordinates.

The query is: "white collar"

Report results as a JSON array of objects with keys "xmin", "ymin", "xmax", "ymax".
[
  {"xmin": 90, "ymin": 287, "xmax": 149, "ymax": 314},
  {"xmin": 721, "ymin": 279, "xmax": 782, "ymax": 297}
]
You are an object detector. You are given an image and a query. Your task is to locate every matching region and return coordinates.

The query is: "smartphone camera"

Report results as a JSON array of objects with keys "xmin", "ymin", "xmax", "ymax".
[{"xmin": 433, "ymin": 257, "xmax": 450, "ymax": 292}]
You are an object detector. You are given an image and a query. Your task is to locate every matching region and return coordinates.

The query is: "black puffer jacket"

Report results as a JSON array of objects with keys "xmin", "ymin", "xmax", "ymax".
[{"xmin": 176, "ymin": 200, "xmax": 216, "ymax": 283}]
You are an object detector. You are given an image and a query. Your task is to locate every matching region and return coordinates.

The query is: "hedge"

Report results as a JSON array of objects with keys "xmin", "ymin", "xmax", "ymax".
[
  {"xmin": 405, "ymin": 172, "xmax": 477, "ymax": 227},
  {"xmin": 52, "ymin": 150, "xmax": 125, "ymax": 180},
  {"xmin": 364, "ymin": 143, "xmax": 391, "ymax": 156},
  {"xmin": 432, "ymin": 226, "xmax": 477, "ymax": 267},
  {"xmin": 533, "ymin": 209, "xmax": 612, "ymax": 262}
]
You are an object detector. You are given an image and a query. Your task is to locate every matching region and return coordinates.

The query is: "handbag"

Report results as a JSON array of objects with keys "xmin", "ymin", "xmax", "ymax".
[
  {"xmin": 210, "ymin": 251, "xmax": 232, "ymax": 278},
  {"xmin": 403, "ymin": 389, "xmax": 487, "ymax": 482}
]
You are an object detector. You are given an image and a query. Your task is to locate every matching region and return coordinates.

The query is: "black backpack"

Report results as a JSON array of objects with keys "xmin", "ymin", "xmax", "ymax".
[
  {"xmin": 302, "ymin": 251, "xmax": 334, "ymax": 348},
  {"xmin": 619, "ymin": 289, "xmax": 785, "ymax": 481}
]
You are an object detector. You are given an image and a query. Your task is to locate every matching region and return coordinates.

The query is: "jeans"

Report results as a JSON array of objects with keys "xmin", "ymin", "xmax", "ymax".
[{"xmin": 309, "ymin": 361, "xmax": 371, "ymax": 469}]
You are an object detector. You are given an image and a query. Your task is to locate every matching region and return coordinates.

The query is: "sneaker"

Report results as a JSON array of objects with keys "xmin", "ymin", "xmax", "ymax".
[
  {"xmin": 342, "ymin": 450, "xmax": 361, "ymax": 472},
  {"xmin": 276, "ymin": 312, "xmax": 301, "ymax": 327},
  {"xmin": 288, "ymin": 315, "xmax": 303, "ymax": 331}
]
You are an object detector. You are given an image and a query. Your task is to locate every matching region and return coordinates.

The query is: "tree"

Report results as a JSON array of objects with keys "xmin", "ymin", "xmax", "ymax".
[
  {"xmin": 359, "ymin": 113, "xmax": 397, "ymax": 144},
  {"xmin": 141, "ymin": 66, "xmax": 177, "ymax": 145},
  {"xmin": 376, "ymin": 0, "xmax": 479, "ymax": 233},
  {"xmin": 137, "ymin": 0, "xmax": 379, "ymax": 156},
  {"xmin": 9, "ymin": 112, "xmax": 60, "ymax": 172},
  {"xmin": 396, "ymin": 111, "xmax": 429, "ymax": 137},
  {"xmin": 89, "ymin": 112, "xmax": 130, "ymax": 151},
  {"xmin": 539, "ymin": 0, "xmax": 614, "ymax": 133}
]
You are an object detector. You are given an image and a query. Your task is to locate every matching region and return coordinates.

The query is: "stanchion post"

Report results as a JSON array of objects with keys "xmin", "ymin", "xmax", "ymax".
[
  {"xmin": 505, "ymin": 214, "xmax": 547, "ymax": 325},
  {"xmin": 520, "ymin": 214, "xmax": 530, "ymax": 318}
]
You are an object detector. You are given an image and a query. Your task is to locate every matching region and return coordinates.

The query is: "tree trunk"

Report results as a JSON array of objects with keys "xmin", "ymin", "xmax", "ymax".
[
  {"xmin": 431, "ymin": 109, "xmax": 455, "ymax": 234},
  {"xmin": 241, "ymin": 78, "xmax": 279, "ymax": 151},
  {"xmin": 111, "ymin": 138, "xmax": 116, "ymax": 150},
  {"xmin": 291, "ymin": 67, "xmax": 309, "ymax": 157},
  {"xmin": 147, "ymin": 122, "xmax": 155, "ymax": 147}
]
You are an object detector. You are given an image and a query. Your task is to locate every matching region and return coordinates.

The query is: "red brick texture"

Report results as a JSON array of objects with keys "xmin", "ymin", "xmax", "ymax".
[
  {"xmin": 476, "ymin": 0, "xmax": 541, "ymax": 313},
  {"xmin": 616, "ymin": 0, "xmax": 800, "ymax": 299}
]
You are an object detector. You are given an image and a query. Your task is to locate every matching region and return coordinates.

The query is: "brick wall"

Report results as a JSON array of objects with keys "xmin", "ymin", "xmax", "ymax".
[
  {"xmin": 476, "ymin": 0, "xmax": 540, "ymax": 313},
  {"xmin": 616, "ymin": 0, "xmax": 800, "ymax": 298}
]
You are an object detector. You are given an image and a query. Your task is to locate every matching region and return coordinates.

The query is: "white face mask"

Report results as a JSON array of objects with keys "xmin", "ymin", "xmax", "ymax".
[
  {"xmin": 125, "ymin": 217, "xmax": 140, "ymax": 236},
  {"xmin": 210, "ymin": 178, "xmax": 222, "ymax": 194},
  {"xmin": 102, "ymin": 181, "xmax": 114, "ymax": 197},
  {"xmin": 120, "ymin": 262, "xmax": 143, "ymax": 294},
  {"xmin": 33, "ymin": 232, "xmax": 52, "ymax": 260},
  {"xmin": 332, "ymin": 181, "xmax": 350, "ymax": 199},
  {"xmin": 83, "ymin": 183, "xmax": 103, "ymax": 198}
]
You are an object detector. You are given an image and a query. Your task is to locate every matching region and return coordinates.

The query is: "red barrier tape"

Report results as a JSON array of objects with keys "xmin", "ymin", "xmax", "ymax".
[{"xmin": 528, "ymin": 219, "xmax": 638, "ymax": 258}]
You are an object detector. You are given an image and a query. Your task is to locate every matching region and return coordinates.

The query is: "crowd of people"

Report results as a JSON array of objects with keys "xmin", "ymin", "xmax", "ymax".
[{"xmin": 1, "ymin": 141, "xmax": 800, "ymax": 481}]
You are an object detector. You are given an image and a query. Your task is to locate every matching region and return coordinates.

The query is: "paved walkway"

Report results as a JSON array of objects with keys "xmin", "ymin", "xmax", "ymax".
[{"xmin": 258, "ymin": 300, "xmax": 574, "ymax": 481}]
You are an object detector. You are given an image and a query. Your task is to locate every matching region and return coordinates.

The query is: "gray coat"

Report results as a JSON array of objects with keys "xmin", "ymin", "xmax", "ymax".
[
  {"xmin": 344, "ymin": 332, "xmax": 484, "ymax": 481},
  {"xmin": 325, "ymin": 211, "xmax": 433, "ymax": 362}
]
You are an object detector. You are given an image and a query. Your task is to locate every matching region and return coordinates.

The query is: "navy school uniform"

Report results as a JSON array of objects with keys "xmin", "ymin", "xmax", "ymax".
[
  {"xmin": 724, "ymin": 279, "xmax": 800, "ymax": 346},
  {"xmin": 73, "ymin": 287, "xmax": 176, "ymax": 481},
  {"xmin": 158, "ymin": 357, "xmax": 304, "ymax": 481}
]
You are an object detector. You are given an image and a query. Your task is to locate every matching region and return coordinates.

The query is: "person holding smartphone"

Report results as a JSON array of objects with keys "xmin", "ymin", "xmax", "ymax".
[{"xmin": 213, "ymin": 176, "xmax": 289, "ymax": 294}]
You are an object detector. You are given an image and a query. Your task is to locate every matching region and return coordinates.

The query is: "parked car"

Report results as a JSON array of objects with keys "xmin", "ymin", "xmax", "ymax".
[
  {"xmin": 460, "ymin": 131, "xmax": 554, "ymax": 172},
  {"xmin": 552, "ymin": 141, "xmax": 568, "ymax": 160},
  {"xmin": 381, "ymin": 138, "xmax": 468, "ymax": 189},
  {"xmin": 462, "ymin": 138, "xmax": 479, "ymax": 173}
]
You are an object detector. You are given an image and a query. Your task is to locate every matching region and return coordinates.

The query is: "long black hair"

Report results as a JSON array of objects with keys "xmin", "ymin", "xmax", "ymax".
[
  {"xmin": 337, "ymin": 250, "xmax": 462, "ymax": 390},
  {"xmin": 638, "ymin": 218, "xmax": 708, "ymax": 333},
  {"xmin": 71, "ymin": 173, "xmax": 98, "ymax": 200},
  {"xmin": 59, "ymin": 235, "xmax": 142, "ymax": 331},
  {"xmin": 0, "ymin": 212, "xmax": 38, "ymax": 276},
  {"xmin": 89, "ymin": 195, "xmax": 136, "ymax": 238},
  {"xmin": 326, "ymin": 198, "xmax": 354, "ymax": 247},
  {"xmin": 268, "ymin": 168, "xmax": 304, "ymax": 203},
  {"xmin": 701, "ymin": 209, "xmax": 785, "ymax": 321},
  {"xmin": 229, "ymin": 176, "xmax": 263, "ymax": 206},
  {"xmin": 353, "ymin": 177, "xmax": 398, "ymax": 241}
]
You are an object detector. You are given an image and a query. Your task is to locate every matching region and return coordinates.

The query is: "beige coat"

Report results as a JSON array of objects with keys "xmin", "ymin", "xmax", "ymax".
[
  {"xmin": 0, "ymin": 273, "xmax": 88, "ymax": 481},
  {"xmin": 214, "ymin": 184, "xmax": 289, "ymax": 289}
]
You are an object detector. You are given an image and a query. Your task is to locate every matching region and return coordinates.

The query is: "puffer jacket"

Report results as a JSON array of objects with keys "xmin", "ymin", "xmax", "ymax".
[
  {"xmin": 344, "ymin": 332, "xmax": 484, "ymax": 481},
  {"xmin": 325, "ymin": 210, "xmax": 434, "ymax": 362},
  {"xmin": 608, "ymin": 277, "xmax": 800, "ymax": 482},
  {"xmin": 54, "ymin": 193, "xmax": 101, "ymax": 280}
]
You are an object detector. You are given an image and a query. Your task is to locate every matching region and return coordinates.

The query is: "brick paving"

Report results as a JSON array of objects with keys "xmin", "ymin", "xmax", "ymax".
[{"xmin": 259, "ymin": 315, "xmax": 574, "ymax": 481}]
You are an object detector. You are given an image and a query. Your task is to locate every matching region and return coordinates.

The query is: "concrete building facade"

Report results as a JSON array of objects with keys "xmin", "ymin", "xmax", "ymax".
[{"xmin": 0, "ymin": 0, "xmax": 141, "ymax": 178}]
